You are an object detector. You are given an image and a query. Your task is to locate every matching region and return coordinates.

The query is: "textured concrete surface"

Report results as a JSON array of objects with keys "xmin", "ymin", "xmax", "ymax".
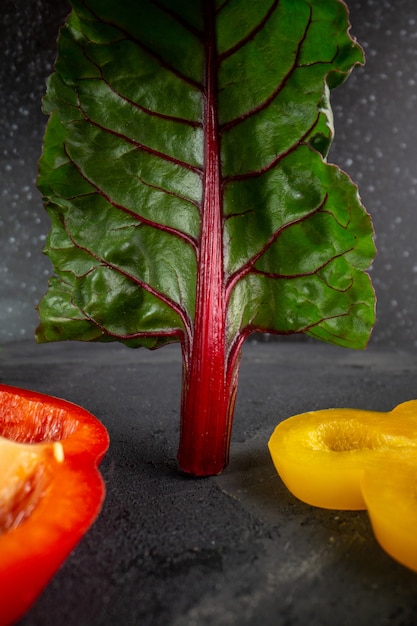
[{"xmin": 0, "ymin": 339, "xmax": 415, "ymax": 625}]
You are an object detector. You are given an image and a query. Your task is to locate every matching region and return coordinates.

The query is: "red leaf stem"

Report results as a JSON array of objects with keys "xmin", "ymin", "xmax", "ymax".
[{"xmin": 177, "ymin": 0, "xmax": 236, "ymax": 476}]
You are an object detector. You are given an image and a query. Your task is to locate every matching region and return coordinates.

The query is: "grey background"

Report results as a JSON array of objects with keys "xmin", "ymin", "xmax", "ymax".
[{"xmin": 1, "ymin": 0, "xmax": 417, "ymax": 348}]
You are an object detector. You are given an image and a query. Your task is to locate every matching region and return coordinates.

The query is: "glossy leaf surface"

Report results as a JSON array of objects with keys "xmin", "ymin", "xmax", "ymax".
[{"xmin": 37, "ymin": 0, "xmax": 376, "ymax": 474}]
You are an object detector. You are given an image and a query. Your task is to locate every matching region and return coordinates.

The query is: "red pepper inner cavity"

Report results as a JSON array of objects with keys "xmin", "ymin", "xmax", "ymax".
[
  {"xmin": 0, "ymin": 392, "xmax": 78, "ymax": 443},
  {"xmin": 0, "ymin": 391, "xmax": 76, "ymax": 534}
]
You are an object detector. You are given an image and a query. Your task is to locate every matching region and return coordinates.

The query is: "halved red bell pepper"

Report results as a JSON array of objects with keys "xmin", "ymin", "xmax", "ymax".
[{"xmin": 0, "ymin": 383, "xmax": 109, "ymax": 626}]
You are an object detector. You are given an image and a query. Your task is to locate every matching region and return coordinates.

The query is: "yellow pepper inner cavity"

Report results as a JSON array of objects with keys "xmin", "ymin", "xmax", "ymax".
[{"xmin": 312, "ymin": 419, "xmax": 387, "ymax": 451}]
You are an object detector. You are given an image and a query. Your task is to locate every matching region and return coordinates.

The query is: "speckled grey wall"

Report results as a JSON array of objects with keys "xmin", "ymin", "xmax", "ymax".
[
  {"xmin": 330, "ymin": 0, "xmax": 417, "ymax": 348},
  {"xmin": 0, "ymin": 0, "xmax": 416, "ymax": 347},
  {"xmin": 1, "ymin": 0, "xmax": 70, "ymax": 341}
]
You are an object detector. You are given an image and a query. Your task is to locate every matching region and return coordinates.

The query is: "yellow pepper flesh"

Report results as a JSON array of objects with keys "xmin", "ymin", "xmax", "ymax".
[{"xmin": 362, "ymin": 462, "xmax": 417, "ymax": 572}]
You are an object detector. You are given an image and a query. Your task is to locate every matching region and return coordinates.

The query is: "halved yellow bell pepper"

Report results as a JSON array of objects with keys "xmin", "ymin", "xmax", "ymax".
[{"xmin": 268, "ymin": 400, "xmax": 417, "ymax": 571}]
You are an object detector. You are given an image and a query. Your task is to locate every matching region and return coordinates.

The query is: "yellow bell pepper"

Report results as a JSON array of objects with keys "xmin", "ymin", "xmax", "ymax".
[
  {"xmin": 268, "ymin": 400, "xmax": 417, "ymax": 571},
  {"xmin": 362, "ymin": 460, "xmax": 417, "ymax": 573}
]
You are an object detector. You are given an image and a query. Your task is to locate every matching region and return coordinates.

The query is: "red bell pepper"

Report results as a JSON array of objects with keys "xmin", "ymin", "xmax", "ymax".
[{"xmin": 0, "ymin": 383, "xmax": 109, "ymax": 626}]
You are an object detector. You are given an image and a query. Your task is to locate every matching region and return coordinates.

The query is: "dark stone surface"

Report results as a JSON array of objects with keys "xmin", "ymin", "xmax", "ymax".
[{"xmin": 0, "ymin": 339, "xmax": 415, "ymax": 625}]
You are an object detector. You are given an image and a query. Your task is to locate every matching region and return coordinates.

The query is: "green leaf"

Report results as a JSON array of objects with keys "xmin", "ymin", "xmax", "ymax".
[{"xmin": 37, "ymin": 0, "xmax": 376, "ymax": 474}]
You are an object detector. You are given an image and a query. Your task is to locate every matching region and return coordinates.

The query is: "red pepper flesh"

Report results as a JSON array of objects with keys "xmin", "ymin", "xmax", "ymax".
[{"xmin": 0, "ymin": 384, "xmax": 109, "ymax": 626}]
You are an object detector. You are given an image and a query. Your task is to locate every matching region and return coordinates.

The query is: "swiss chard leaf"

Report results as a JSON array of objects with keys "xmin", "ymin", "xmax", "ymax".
[{"xmin": 37, "ymin": 0, "xmax": 376, "ymax": 475}]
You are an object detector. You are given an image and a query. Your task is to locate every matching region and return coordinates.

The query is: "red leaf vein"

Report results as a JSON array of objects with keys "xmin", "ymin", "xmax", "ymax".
[
  {"xmin": 80, "ymin": 47, "xmax": 202, "ymax": 129},
  {"xmin": 220, "ymin": 6, "xmax": 312, "ymax": 133},
  {"xmin": 75, "ymin": 304, "xmax": 184, "ymax": 343},
  {"xmin": 251, "ymin": 247, "xmax": 355, "ymax": 294},
  {"xmin": 225, "ymin": 193, "xmax": 329, "ymax": 300},
  {"xmin": 218, "ymin": 0, "xmax": 279, "ymax": 63},
  {"xmin": 222, "ymin": 111, "xmax": 320, "ymax": 183},
  {"xmin": 77, "ymin": 105, "xmax": 203, "ymax": 175},
  {"xmin": 62, "ymin": 219, "xmax": 193, "ymax": 339},
  {"xmin": 63, "ymin": 144, "xmax": 199, "ymax": 252},
  {"xmin": 151, "ymin": 0, "xmax": 204, "ymax": 41},
  {"xmin": 82, "ymin": 0, "xmax": 203, "ymax": 92}
]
